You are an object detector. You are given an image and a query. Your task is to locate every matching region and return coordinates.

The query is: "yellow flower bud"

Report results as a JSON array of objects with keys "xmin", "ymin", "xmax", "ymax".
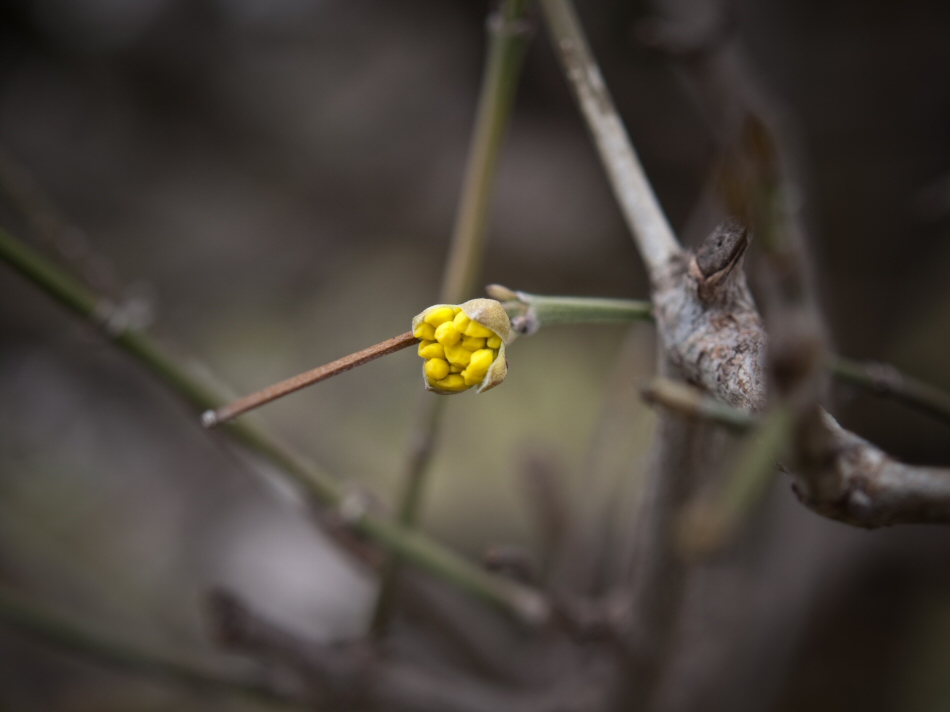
[
  {"xmin": 434, "ymin": 374, "xmax": 467, "ymax": 391},
  {"xmin": 461, "ymin": 370, "xmax": 483, "ymax": 386},
  {"xmin": 434, "ymin": 321, "xmax": 461, "ymax": 346},
  {"xmin": 444, "ymin": 341, "xmax": 472, "ymax": 367},
  {"xmin": 413, "ymin": 322, "xmax": 436, "ymax": 340},
  {"xmin": 464, "ymin": 321, "xmax": 494, "ymax": 339},
  {"xmin": 468, "ymin": 348, "xmax": 495, "ymax": 374},
  {"xmin": 424, "ymin": 357, "xmax": 450, "ymax": 382},
  {"xmin": 461, "ymin": 335, "xmax": 486, "ymax": 350},
  {"xmin": 418, "ymin": 340, "xmax": 445, "ymax": 360},
  {"xmin": 424, "ymin": 306, "xmax": 457, "ymax": 327},
  {"xmin": 411, "ymin": 298, "xmax": 510, "ymax": 394}
]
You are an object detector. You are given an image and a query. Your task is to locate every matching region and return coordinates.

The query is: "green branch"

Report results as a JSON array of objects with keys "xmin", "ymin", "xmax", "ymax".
[
  {"xmin": 487, "ymin": 284, "xmax": 652, "ymax": 334},
  {"xmin": 482, "ymin": 289, "xmax": 950, "ymax": 434},
  {"xmin": 372, "ymin": 0, "xmax": 534, "ymax": 635},
  {"xmin": 0, "ymin": 226, "xmax": 549, "ymax": 627},
  {"xmin": 0, "ymin": 583, "xmax": 300, "ymax": 707}
]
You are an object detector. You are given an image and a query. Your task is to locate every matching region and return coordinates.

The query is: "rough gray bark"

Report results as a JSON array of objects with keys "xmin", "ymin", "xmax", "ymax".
[
  {"xmin": 792, "ymin": 410, "xmax": 950, "ymax": 528},
  {"xmin": 652, "ymin": 222, "xmax": 766, "ymax": 412}
]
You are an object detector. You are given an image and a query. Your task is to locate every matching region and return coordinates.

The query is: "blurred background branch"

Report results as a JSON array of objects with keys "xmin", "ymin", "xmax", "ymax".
[
  {"xmin": 0, "ymin": 582, "xmax": 304, "ymax": 708},
  {"xmin": 371, "ymin": 0, "xmax": 534, "ymax": 636}
]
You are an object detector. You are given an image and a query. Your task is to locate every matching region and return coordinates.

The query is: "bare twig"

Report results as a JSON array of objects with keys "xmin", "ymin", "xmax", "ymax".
[
  {"xmin": 0, "ymin": 145, "xmax": 118, "ymax": 295},
  {"xmin": 0, "ymin": 225, "xmax": 551, "ymax": 626},
  {"xmin": 830, "ymin": 355, "xmax": 950, "ymax": 427},
  {"xmin": 482, "ymin": 545, "xmax": 542, "ymax": 586},
  {"xmin": 212, "ymin": 590, "xmax": 609, "ymax": 712},
  {"xmin": 203, "ymin": 332, "xmax": 418, "ymax": 427},
  {"xmin": 0, "ymin": 583, "xmax": 302, "ymax": 707},
  {"xmin": 539, "ymin": 0, "xmax": 681, "ymax": 275},
  {"xmin": 372, "ymin": 0, "xmax": 534, "ymax": 635},
  {"xmin": 792, "ymin": 410, "xmax": 950, "ymax": 527},
  {"xmin": 641, "ymin": 377, "xmax": 756, "ymax": 432}
]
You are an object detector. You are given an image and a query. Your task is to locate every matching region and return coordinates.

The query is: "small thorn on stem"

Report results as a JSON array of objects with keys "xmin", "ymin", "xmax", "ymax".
[{"xmin": 203, "ymin": 331, "xmax": 419, "ymax": 427}]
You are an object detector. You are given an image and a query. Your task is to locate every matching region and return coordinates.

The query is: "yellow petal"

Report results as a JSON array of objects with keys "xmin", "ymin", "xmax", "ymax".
[
  {"xmin": 424, "ymin": 358, "xmax": 450, "ymax": 382},
  {"xmin": 468, "ymin": 348, "xmax": 494, "ymax": 375},
  {"xmin": 453, "ymin": 311, "xmax": 471, "ymax": 332},
  {"xmin": 413, "ymin": 322, "xmax": 436, "ymax": 340},
  {"xmin": 461, "ymin": 369, "xmax": 483, "ymax": 386},
  {"xmin": 464, "ymin": 321, "xmax": 494, "ymax": 338},
  {"xmin": 444, "ymin": 342, "xmax": 472, "ymax": 367},
  {"xmin": 418, "ymin": 341, "xmax": 445, "ymax": 360},
  {"xmin": 434, "ymin": 374, "xmax": 468, "ymax": 391},
  {"xmin": 461, "ymin": 336, "xmax": 486, "ymax": 350},
  {"xmin": 434, "ymin": 321, "xmax": 461, "ymax": 346},
  {"xmin": 424, "ymin": 307, "xmax": 456, "ymax": 327}
]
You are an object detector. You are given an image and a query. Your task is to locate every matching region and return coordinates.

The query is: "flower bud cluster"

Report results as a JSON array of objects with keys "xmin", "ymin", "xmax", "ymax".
[{"xmin": 412, "ymin": 299, "xmax": 510, "ymax": 394}]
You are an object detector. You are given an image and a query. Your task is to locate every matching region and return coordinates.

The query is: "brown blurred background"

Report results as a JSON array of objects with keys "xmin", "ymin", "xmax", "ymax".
[{"xmin": 1, "ymin": 1, "xmax": 949, "ymax": 710}]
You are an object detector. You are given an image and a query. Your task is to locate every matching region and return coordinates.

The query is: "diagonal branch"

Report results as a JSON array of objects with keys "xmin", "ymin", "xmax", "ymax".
[
  {"xmin": 830, "ymin": 355, "xmax": 950, "ymax": 427},
  {"xmin": 371, "ymin": 0, "xmax": 534, "ymax": 636},
  {"xmin": 792, "ymin": 410, "xmax": 950, "ymax": 528},
  {"xmin": 0, "ymin": 583, "xmax": 302, "ymax": 707},
  {"xmin": 539, "ymin": 0, "xmax": 682, "ymax": 275},
  {"xmin": 641, "ymin": 377, "xmax": 757, "ymax": 432},
  {"xmin": 0, "ymin": 225, "xmax": 550, "ymax": 627}
]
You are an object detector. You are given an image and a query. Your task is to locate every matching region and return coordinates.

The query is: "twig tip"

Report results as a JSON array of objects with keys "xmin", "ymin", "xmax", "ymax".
[{"xmin": 201, "ymin": 410, "xmax": 219, "ymax": 428}]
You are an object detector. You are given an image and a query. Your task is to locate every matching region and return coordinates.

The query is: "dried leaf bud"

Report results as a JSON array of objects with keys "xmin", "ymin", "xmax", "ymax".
[{"xmin": 411, "ymin": 298, "xmax": 511, "ymax": 394}]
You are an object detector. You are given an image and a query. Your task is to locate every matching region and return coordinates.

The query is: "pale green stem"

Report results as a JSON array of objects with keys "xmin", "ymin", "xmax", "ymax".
[
  {"xmin": 489, "ymin": 286, "xmax": 950, "ymax": 434},
  {"xmin": 372, "ymin": 0, "xmax": 533, "ymax": 635},
  {"xmin": 0, "ymin": 226, "xmax": 549, "ymax": 626},
  {"xmin": 487, "ymin": 284, "xmax": 652, "ymax": 333},
  {"xmin": 0, "ymin": 583, "xmax": 300, "ymax": 707}
]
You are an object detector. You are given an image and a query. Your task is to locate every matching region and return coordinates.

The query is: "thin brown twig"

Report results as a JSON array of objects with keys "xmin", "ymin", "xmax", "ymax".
[{"xmin": 203, "ymin": 332, "xmax": 419, "ymax": 427}]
